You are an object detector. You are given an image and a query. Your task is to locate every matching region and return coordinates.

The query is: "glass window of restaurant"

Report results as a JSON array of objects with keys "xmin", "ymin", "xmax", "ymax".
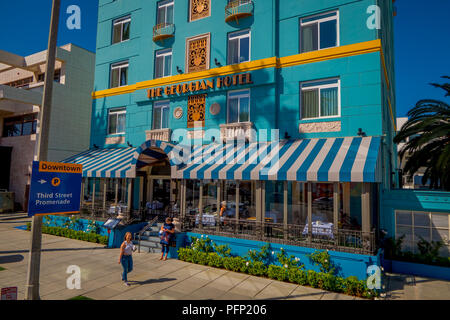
[
  {"xmin": 287, "ymin": 182, "xmax": 308, "ymax": 225},
  {"xmin": 239, "ymin": 181, "xmax": 256, "ymax": 220},
  {"xmin": 265, "ymin": 181, "xmax": 284, "ymax": 224},
  {"xmin": 221, "ymin": 181, "xmax": 237, "ymax": 218},
  {"xmin": 202, "ymin": 180, "xmax": 218, "ymax": 214},
  {"xmin": 186, "ymin": 180, "xmax": 200, "ymax": 215}
]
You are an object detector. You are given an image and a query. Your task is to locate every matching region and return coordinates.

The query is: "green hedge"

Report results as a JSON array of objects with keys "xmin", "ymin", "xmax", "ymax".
[
  {"xmin": 178, "ymin": 237, "xmax": 379, "ymax": 299},
  {"xmin": 26, "ymin": 223, "xmax": 108, "ymax": 245}
]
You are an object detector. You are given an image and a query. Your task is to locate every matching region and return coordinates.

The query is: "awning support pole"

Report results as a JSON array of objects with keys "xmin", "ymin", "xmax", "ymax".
[
  {"xmin": 216, "ymin": 180, "xmax": 221, "ymax": 231},
  {"xmin": 307, "ymin": 182, "xmax": 312, "ymax": 243},
  {"xmin": 235, "ymin": 182, "xmax": 240, "ymax": 229},
  {"xmin": 127, "ymin": 178, "xmax": 133, "ymax": 220},
  {"xmin": 256, "ymin": 181, "xmax": 262, "ymax": 239},
  {"xmin": 199, "ymin": 182, "xmax": 203, "ymax": 230},
  {"xmin": 92, "ymin": 179, "xmax": 95, "ymax": 213},
  {"xmin": 283, "ymin": 181, "xmax": 288, "ymax": 240},
  {"xmin": 102, "ymin": 179, "xmax": 107, "ymax": 217},
  {"xmin": 333, "ymin": 182, "xmax": 340, "ymax": 245},
  {"xmin": 114, "ymin": 179, "xmax": 118, "ymax": 206}
]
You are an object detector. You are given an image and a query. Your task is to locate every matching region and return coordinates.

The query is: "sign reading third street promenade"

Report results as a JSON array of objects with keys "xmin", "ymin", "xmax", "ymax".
[{"xmin": 28, "ymin": 161, "xmax": 83, "ymax": 217}]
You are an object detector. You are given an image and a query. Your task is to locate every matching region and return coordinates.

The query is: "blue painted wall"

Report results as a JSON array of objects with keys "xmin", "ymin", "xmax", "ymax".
[
  {"xmin": 43, "ymin": 215, "xmax": 109, "ymax": 237},
  {"xmin": 380, "ymin": 189, "xmax": 450, "ymax": 238},
  {"xmin": 91, "ymin": 0, "xmax": 396, "ymax": 152},
  {"xmin": 180, "ymin": 232, "xmax": 381, "ymax": 280}
]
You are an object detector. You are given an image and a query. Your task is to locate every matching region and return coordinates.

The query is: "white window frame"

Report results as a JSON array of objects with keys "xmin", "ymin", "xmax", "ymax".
[
  {"xmin": 300, "ymin": 10, "xmax": 340, "ymax": 53},
  {"xmin": 153, "ymin": 100, "xmax": 170, "ymax": 129},
  {"xmin": 227, "ymin": 29, "xmax": 251, "ymax": 65},
  {"xmin": 112, "ymin": 15, "xmax": 131, "ymax": 44},
  {"xmin": 189, "ymin": 0, "xmax": 211, "ymax": 22},
  {"xmin": 227, "ymin": 89, "xmax": 251, "ymax": 124},
  {"xmin": 395, "ymin": 210, "xmax": 450, "ymax": 256},
  {"xmin": 300, "ymin": 78, "xmax": 341, "ymax": 120},
  {"xmin": 107, "ymin": 108, "xmax": 126, "ymax": 135},
  {"xmin": 155, "ymin": 49, "xmax": 172, "ymax": 79},
  {"xmin": 157, "ymin": 0, "xmax": 174, "ymax": 25},
  {"xmin": 110, "ymin": 61, "xmax": 129, "ymax": 88}
]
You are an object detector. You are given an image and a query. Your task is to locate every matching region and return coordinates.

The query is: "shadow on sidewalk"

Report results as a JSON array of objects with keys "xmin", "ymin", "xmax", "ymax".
[
  {"xmin": 0, "ymin": 254, "xmax": 24, "ymax": 264},
  {"xmin": 0, "ymin": 246, "xmax": 110, "ymax": 255},
  {"xmin": 127, "ymin": 277, "xmax": 177, "ymax": 286}
]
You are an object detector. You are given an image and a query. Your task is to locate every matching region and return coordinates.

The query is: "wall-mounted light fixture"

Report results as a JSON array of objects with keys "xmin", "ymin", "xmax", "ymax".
[
  {"xmin": 214, "ymin": 58, "xmax": 222, "ymax": 67},
  {"xmin": 93, "ymin": 144, "xmax": 99, "ymax": 149},
  {"xmin": 176, "ymin": 66, "xmax": 183, "ymax": 74},
  {"xmin": 127, "ymin": 141, "xmax": 133, "ymax": 147},
  {"xmin": 357, "ymin": 128, "xmax": 366, "ymax": 137}
]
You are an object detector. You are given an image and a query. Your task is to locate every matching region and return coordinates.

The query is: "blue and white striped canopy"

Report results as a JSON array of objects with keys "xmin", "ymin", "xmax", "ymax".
[
  {"xmin": 62, "ymin": 147, "xmax": 136, "ymax": 178},
  {"xmin": 173, "ymin": 136, "xmax": 382, "ymax": 183},
  {"xmin": 63, "ymin": 136, "xmax": 382, "ymax": 182}
]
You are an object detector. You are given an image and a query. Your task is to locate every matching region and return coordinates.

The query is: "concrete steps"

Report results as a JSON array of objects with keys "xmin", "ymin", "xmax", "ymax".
[{"xmin": 133, "ymin": 222, "xmax": 163, "ymax": 253}]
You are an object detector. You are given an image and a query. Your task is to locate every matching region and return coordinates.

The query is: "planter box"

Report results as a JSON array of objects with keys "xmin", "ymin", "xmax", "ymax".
[{"xmin": 382, "ymin": 259, "xmax": 450, "ymax": 281}]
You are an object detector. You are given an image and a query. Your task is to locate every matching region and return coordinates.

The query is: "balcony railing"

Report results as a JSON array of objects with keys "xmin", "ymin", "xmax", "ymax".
[
  {"xmin": 220, "ymin": 121, "xmax": 255, "ymax": 143},
  {"xmin": 152, "ymin": 23, "xmax": 175, "ymax": 42},
  {"xmin": 145, "ymin": 128, "xmax": 172, "ymax": 142},
  {"xmin": 181, "ymin": 215, "xmax": 377, "ymax": 255},
  {"xmin": 225, "ymin": 0, "xmax": 254, "ymax": 23}
]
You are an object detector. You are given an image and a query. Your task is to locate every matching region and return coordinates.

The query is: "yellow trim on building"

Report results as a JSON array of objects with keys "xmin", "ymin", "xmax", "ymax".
[{"xmin": 92, "ymin": 39, "xmax": 382, "ymax": 99}]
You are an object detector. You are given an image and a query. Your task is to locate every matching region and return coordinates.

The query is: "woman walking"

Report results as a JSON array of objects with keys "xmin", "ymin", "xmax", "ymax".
[
  {"xmin": 160, "ymin": 217, "xmax": 175, "ymax": 261},
  {"xmin": 118, "ymin": 232, "xmax": 135, "ymax": 286}
]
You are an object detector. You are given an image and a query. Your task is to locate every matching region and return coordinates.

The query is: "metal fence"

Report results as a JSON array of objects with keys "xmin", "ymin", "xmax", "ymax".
[{"xmin": 181, "ymin": 215, "xmax": 376, "ymax": 255}]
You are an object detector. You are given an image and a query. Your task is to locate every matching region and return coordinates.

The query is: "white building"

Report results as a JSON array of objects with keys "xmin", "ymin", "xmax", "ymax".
[
  {"xmin": 0, "ymin": 44, "xmax": 95, "ymax": 210},
  {"xmin": 396, "ymin": 117, "xmax": 427, "ymax": 189}
]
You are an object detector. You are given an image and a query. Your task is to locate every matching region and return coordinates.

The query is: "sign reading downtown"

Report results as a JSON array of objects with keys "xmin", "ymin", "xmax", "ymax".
[{"xmin": 28, "ymin": 161, "xmax": 82, "ymax": 217}]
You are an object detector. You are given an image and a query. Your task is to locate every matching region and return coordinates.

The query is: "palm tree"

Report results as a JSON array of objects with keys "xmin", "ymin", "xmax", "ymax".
[{"xmin": 394, "ymin": 76, "xmax": 450, "ymax": 190}]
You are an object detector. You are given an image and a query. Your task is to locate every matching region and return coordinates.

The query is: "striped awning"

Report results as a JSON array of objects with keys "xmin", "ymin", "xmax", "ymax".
[
  {"xmin": 62, "ymin": 148, "xmax": 136, "ymax": 178},
  {"xmin": 174, "ymin": 136, "xmax": 382, "ymax": 183}
]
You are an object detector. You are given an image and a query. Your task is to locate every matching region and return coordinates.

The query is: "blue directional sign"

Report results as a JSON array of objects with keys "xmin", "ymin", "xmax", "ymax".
[{"xmin": 28, "ymin": 161, "xmax": 83, "ymax": 217}]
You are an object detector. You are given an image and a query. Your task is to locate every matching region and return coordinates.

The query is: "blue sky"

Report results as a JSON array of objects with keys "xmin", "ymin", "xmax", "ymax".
[{"xmin": 1, "ymin": 0, "xmax": 449, "ymax": 117}]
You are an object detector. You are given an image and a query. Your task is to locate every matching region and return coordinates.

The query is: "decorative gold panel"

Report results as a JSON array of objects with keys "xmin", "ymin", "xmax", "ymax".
[
  {"xmin": 187, "ymin": 94, "xmax": 206, "ymax": 128},
  {"xmin": 190, "ymin": 0, "xmax": 210, "ymax": 21},
  {"xmin": 187, "ymin": 35, "xmax": 209, "ymax": 73}
]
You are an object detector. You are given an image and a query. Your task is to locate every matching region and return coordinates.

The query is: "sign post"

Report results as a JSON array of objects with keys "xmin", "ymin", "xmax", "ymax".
[{"xmin": 28, "ymin": 161, "xmax": 82, "ymax": 217}]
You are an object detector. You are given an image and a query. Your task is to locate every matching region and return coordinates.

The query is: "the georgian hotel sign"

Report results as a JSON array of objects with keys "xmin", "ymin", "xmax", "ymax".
[{"xmin": 147, "ymin": 72, "xmax": 254, "ymax": 99}]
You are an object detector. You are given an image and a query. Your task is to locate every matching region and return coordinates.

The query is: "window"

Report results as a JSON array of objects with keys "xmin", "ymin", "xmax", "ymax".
[
  {"xmin": 4, "ymin": 77, "xmax": 33, "ymax": 88},
  {"xmin": 37, "ymin": 69, "xmax": 61, "ymax": 83},
  {"xmin": 227, "ymin": 89, "xmax": 250, "ymax": 123},
  {"xmin": 112, "ymin": 16, "xmax": 131, "ymax": 44},
  {"xmin": 157, "ymin": 0, "xmax": 174, "ymax": 25},
  {"xmin": 300, "ymin": 11, "xmax": 338, "ymax": 53},
  {"xmin": 396, "ymin": 210, "xmax": 449, "ymax": 257},
  {"xmin": 108, "ymin": 108, "xmax": 126, "ymax": 135},
  {"xmin": 2, "ymin": 113, "xmax": 38, "ymax": 137},
  {"xmin": 110, "ymin": 61, "xmax": 129, "ymax": 88},
  {"xmin": 155, "ymin": 49, "xmax": 172, "ymax": 79},
  {"xmin": 227, "ymin": 30, "xmax": 250, "ymax": 65},
  {"xmin": 300, "ymin": 78, "xmax": 340, "ymax": 119},
  {"xmin": 153, "ymin": 101, "xmax": 170, "ymax": 129}
]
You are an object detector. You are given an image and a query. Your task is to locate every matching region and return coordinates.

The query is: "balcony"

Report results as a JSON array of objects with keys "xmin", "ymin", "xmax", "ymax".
[
  {"xmin": 220, "ymin": 121, "xmax": 255, "ymax": 143},
  {"xmin": 145, "ymin": 128, "xmax": 172, "ymax": 142},
  {"xmin": 225, "ymin": 0, "xmax": 254, "ymax": 23},
  {"xmin": 152, "ymin": 23, "xmax": 175, "ymax": 42}
]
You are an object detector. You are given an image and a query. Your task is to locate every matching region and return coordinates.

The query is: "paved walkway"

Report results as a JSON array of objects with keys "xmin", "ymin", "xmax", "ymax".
[{"xmin": 0, "ymin": 217, "xmax": 449, "ymax": 300}]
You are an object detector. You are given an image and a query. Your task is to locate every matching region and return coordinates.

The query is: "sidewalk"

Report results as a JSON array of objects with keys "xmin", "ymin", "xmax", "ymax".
[{"xmin": 0, "ymin": 218, "xmax": 449, "ymax": 300}]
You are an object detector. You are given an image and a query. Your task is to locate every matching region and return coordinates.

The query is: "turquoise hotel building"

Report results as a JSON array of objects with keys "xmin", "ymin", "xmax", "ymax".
[{"xmin": 63, "ymin": 0, "xmax": 450, "ymax": 279}]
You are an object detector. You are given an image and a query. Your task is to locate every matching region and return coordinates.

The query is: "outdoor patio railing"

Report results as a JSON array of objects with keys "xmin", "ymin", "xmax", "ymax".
[{"xmin": 181, "ymin": 215, "xmax": 376, "ymax": 255}]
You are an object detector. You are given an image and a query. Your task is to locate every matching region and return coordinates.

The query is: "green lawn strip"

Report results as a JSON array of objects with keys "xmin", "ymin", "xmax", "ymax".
[{"xmin": 0, "ymin": 266, "xmax": 6, "ymax": 271}]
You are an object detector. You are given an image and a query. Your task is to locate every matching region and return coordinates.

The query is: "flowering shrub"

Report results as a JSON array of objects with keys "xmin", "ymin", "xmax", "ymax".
[
  {"xmin": 308, "ymin": 250, "xmax": 335, "ymax": 274},
  {"xmin": 177, "ymin": 235, "xmax": 379, "ymax": 299}
]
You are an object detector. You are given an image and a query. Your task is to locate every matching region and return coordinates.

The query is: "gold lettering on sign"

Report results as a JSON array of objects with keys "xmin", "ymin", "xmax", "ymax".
[
  {"xmin": 187, "ymin": 36, "xmax": 209, "ymax": 73},
  {"xmin": 190, "ymin": 0, "xmax": 210, "ymax": 21},
  {"xmin": 187, "ymin": 94, "xmax": 206, "ymax": 128}
]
